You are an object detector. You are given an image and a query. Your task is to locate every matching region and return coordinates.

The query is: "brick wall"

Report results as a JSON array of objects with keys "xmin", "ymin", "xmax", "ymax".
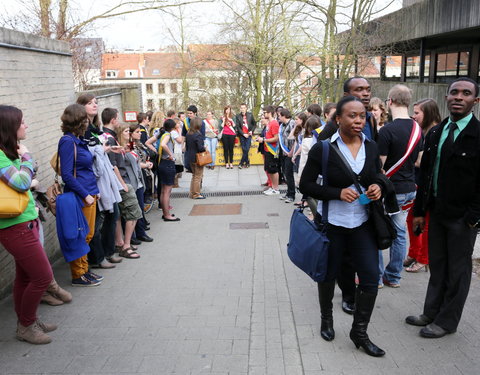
[{"xmin": 0, "ymin": 27, "xmax": 75, "ymax": 298}]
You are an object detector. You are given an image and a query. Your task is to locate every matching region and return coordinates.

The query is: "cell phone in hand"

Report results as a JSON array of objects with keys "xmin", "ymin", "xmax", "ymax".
[{"xmin": 414, "ymin": 226, "xmax": 422, "ymax": 236}]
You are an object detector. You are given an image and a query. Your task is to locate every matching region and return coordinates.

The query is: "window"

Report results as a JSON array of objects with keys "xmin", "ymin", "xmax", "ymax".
[
  {"xmin": 106, "ymin": 70, "xmax": 118, "ymax": 78},
  {"xmin": 85, "ymin": 47, "xmax": 92, "ymax": 53},
  {"xmin": 152, "ymin": 69, "xmax": 160, "ymax": 75},
  {"xmin": 384, "ymin": 55, "xmax": 402, "ymax": 80},
  {"xmin": 158, "ymin": 83, "xmax": 165, "ymax": 94},
  {"xmin": 147, "ymin": 99, "xmax": 154, "ymax": 110},
  {"xmin": 159, "ymin": 99, "xmax": 165, "ymax": 109},
  {"xmin": 170, "ymin": 97, "xmax": 178, "ymax": 109},
  {"xmin": 209, "ymin": 77, "xmax": 216, "ymax": 89},
  {"xmin": 306, "ymin": 75, "xmax": 312, "ymax": 86},
  {"xmin": 146, "ymin": 84, "xmax": 153, "ymax": 94},
  {"xmin": 406, "ymin": 56, "xmax": 421, "ymax": 81},
  {"xmin": 170, "ymin": 83, "xmax": 178, "ymax": 93},
  {"xmin": 125, "ymin": 70, "xmax": 138, "ymax": 78},
  {"xmin": 436, "ymin": 51, "xmax": 470, "ymax": 83},
  {"xmin": 199, "ymin": 78, "xmax": 207, "ymax": 87}
]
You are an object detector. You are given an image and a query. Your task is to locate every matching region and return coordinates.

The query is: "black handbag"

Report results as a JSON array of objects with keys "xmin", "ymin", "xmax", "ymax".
[
  {"xmin": 287, "ymin": 140, "xmax": 330, "ymax": 282},
  {"xmin": 329, "ymin": 143, "xmax": 396, "ymax": 250}
]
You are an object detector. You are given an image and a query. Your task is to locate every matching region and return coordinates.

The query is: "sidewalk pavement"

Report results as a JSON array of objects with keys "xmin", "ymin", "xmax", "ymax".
[{"xmin": 0, "ymin": 166, "xmax": 478, "ymax": 374}]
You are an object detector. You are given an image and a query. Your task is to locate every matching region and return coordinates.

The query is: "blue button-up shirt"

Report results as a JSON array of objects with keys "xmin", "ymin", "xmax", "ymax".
[{"xmin": 317, "ymin": 131, "xmax": 369, "ymax": 228}]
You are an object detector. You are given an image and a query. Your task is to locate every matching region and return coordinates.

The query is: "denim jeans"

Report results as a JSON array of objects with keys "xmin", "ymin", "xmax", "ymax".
[
  {"xmin": 239, "ymin": 136, "xmax": 252, "ymax": 166},
  {"xmin": 205, "ymin": 137, "xmax": 218, "ymax": 167},
  {"xmin": 379, "ymin": 191, "xmax": 416, "ymax": 284}
]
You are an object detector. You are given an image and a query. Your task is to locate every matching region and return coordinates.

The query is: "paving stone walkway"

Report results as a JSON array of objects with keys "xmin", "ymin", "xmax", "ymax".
[{"xmin": 0, "ymin": 166, "xmax": 478, "ymax": 374}]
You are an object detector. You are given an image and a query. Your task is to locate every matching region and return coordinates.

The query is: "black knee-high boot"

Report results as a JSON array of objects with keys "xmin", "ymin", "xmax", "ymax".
[
  {"xmin": 349, "ymin": 289, "xmax": 385, "ymax": 357},
  {"xmin": 317, "ymin": 281, "xmax": 335, "ymax": 341}
]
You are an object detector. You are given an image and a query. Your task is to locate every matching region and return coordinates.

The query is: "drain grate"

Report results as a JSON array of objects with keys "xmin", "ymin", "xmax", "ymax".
[
  {"xmin": 171, "ymin": 189, "xmax": 287, "ymax": 199},
  {"xmin": 230, "ymin": 222, "xmax": 269, "ymax": 230}
]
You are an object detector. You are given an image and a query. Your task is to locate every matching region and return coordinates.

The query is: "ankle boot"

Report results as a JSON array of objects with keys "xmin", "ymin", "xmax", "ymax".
[
  {"xmin": 40, "ymin": 291, "xmax": 64, "ymax": 306},
  {"xmin": 16, "ymin": 322, "xmax": 52, "ymax": 345},
  {"xmin": 47, "ymin": 279, "xmax": 72, "ymax": 303},
  {"xmin": 349, "ymin": 289, "xmax": 385, "ymax": 357},
  {"xmin": 318, "ymin": 281, "xmax": 335, "ymax": 341},
  {"xmin": 36, "ymin": 320, "xmax": 57, "ymax": 333}
]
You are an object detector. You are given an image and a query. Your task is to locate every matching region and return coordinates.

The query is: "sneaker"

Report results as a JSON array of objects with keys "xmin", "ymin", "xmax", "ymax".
[
  {"xmin": 71, "ymin": 275, "xmax": 101, "ymax": 287},
  {"xmin": 263, "ymin": 188, "xmax": 273, "ymax": 195},
  {"xmin": 264, "ymin": 188, "xmax": 280, "ymax": 196},
  {"xmin": 279, "ymin": 195, "xmax": 287, "ymax": 200},
  {"xmin": 285, "ymin": 197, "xmax": 294, "ymax": 203},
  {"xmin": 85, "ymin": 271, "xmax": 104, "ymax": 281}
]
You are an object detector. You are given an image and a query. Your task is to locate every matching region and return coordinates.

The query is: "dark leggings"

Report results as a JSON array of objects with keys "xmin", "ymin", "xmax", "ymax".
[
  {"xmin": 321, "ymin": 219, "xmax": 379, "ymax": 295},
  {"xmin": 222, "ymin": 134, "xmax": 236, "ymax": 164}
]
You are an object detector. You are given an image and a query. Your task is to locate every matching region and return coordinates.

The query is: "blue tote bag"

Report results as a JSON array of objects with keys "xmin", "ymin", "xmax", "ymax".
[{"xmin": 287, "ymin": 141, "xmax": 330, "ymax": 282}]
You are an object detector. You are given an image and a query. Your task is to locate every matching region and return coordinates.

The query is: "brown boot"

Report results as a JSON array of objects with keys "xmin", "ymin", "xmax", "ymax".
[
  {"xmin": 36, "ymin": 320, "xmax": 57, "ymax": 333},
  {"xmin": 16, "ymin": 322, "xmax": 52, "ymax": 345},
  {"xmin": 40, "ymin": 292, "xmax": 64, "ymax": 306},
  {"xmin": 47, "ymin": 279, "xmax": 72, "ymax": 303}
]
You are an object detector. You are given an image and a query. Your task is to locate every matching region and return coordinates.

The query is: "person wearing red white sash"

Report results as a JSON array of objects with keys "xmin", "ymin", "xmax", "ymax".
[
  {"xmin": 377, "ymin": 85, "xmax": 423, "ymax": 288},
  {"xmin": 203, "ymin": 111, "xmax": 219, "ymax": 170},
  {"xmin": 234, "ymin": 103, "xmax": 256, "ymax": 169}
]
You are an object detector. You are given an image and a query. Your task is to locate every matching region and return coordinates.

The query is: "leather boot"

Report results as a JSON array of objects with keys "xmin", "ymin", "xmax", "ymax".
[
  {"xmin": 47, "ymin": 278, "xmax": 72, "ymax": 303},
  {"xmin": 349, "ymin": 289, "xmax": 385, "ymax": 357},
  {"xmin": 318, "ymin": 281, "xmax": 335, "ymax": 341},
  {"xmin": 40, "ymin": 291, "xmax": 64, "ymax": 306},
  {"xmin": 16, "ymin": 322, "xmax": 52, "ymax": 345}
]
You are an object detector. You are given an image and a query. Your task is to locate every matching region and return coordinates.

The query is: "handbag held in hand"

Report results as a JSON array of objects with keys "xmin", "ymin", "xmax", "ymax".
[
  {"xmin": 287, "ymin": 140, "xmax": 330, "ymax": 282},
  {"xmin": 196, "ymin": 150, "xmax": 213, "ymax": 167}
]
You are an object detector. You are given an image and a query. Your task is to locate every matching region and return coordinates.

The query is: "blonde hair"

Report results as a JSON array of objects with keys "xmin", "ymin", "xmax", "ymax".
[
  {"xmin": 369, "ymin": 97, "xmax": 388, "ymax": 126},
  {"xmin": 149, "ymin": 110, "xmax": 165, "ymax": 135},
  {"xmin": 388, "ymin": 84, "xmax": 412, "ymax": 107},
  {"xmin": 117, "ymin": 123, "xmax": 131, "ymax": 147}
]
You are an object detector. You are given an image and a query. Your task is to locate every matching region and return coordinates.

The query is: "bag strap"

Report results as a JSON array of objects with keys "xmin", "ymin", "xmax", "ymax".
[
  {"xmin": 330, "ymin": 141, "xmax": 363, "ymax": 196},
  {"xmin": 385, "ymin": 120, "xmax": 422, "ymax": 178},
  {"xmin": 320, "ymin": 140, "xmax": 330, "ymax": 224},
  {"xmin": 55, "ymin": 137, "xmax": 77, "ymax": 182}
]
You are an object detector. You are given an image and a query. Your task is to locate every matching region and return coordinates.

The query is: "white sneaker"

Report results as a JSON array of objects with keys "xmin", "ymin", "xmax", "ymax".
[
  {"xmin": 264, "ymin": 188, "xmax": 280, "ymax": 196},
  {"xmin": 285, "ymin": 197, "xmax": 294, "ymax": 203},
  {"xmin": 279, "ymin": 195, "xmax": 287, "ymax": 200},
  {"xmin": 263, "ymin": 188, "xmax": 273, "ymax": 195}
]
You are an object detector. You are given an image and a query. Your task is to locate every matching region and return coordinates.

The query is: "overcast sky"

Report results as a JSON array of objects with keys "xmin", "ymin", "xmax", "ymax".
[{"xmin": 1, "ymin": 0, "xmax": 402, "ymax": 49}]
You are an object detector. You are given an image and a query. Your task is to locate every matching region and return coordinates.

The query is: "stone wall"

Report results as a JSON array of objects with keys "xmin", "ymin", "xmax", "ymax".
[{"xmin": 0, "ymin": 27, "xmax": 75, "ymax": 298}]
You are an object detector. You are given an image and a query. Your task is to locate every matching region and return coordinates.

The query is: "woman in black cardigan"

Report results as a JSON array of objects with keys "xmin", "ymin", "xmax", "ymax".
[
  {"xmin": 300, "ymin": 96, "xmax": 386, "ymax": 357},
  {"xmin": 185, "ymin": 117, "xmax": 207, "ymax": 199}
]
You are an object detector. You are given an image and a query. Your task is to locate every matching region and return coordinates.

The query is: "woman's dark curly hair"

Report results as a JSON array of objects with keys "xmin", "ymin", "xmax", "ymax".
[{"xmin": 61, "ymin": 104, "xmax": 88, "ymax": 136}]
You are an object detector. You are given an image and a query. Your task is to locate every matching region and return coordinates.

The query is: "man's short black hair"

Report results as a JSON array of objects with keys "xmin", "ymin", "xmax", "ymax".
[
  {"xmin": 263, "ymin": 105, "xmax": 275, "ymax": 115},
  {"xmin": 187, "ymin": 105, "xmax": 198, "ymax": 114},
  {"xmin": 447, "ymin": 77, "xmax": 479, "ymax": 97},
  {"xmin": 343, "ymin": 76, "xmax": 369, "ymax": 93},
  {"xmin": 279, "ymin": 108, "xmax": 292, "ymax": 119},
  {"xmin": 307, "ymin": 103, "xmax": 322, "ymax": 117},
  {"xmin": 101, "ymin": 107, "xmax": 118, "ymax": 125}
]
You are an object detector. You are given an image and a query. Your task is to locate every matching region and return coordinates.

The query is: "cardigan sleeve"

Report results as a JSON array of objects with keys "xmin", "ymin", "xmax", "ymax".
[
  {"xmin": 59, "ymin": 136, "xmax": 89, "ymax": 199},
  {"xmin": 0, "ymin": 152, "xmax": 35, "ymax": 192},
  {"xmin": 299, "ymin": 142, "xmax": 343, "ymax": 201}
]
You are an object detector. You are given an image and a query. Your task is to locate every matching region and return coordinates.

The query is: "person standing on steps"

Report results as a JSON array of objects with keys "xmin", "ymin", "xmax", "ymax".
[{"xmin": 234, "ymin": 103, "xmax": 256, "ymax": 169}]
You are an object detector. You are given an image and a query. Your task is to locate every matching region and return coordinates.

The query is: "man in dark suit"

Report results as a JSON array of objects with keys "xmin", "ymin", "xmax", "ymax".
[
  {"xmin": 234, "ymin": 103, "xmax": 256, "ymax": 168},
  {"xmin": 407, "ymin": 77, "xmax": 480, "ymax": 338}
]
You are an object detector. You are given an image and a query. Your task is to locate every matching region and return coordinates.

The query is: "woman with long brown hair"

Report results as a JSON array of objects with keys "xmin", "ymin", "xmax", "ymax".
[
  {"xmin": 0, "ymin": 105, "xmax": 56, "ymax": 344},
  {"xmin": 220, "ymin": 105, "xmax": 236, "ymax": 169},
  {"xmin": 185, "ymin": 117, "xmax": 207, "ymax": 199},
  {"xmin": 404, "ymin": 98, "xmax": 442, "ymax": 273}
]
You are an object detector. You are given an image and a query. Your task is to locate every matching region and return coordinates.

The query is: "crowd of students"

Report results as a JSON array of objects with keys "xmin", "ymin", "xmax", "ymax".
[{"xmin": 0, "ymin": 75, "xmax": 479, "ymax": 351}]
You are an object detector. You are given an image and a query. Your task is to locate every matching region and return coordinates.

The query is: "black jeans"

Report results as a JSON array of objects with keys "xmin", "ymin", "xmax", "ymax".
[
  {"xmin": 222, "ymin": 134, "xmax": 236, "ymax": 164},
  {"xmin": 282, "ymin": 155, "xmax": 295, "ymax": 199},
  {"xmin": 324, "ymin": 220, "xmax": 379, "ymax": 295},
  {"xmin": 135, "ymin": 187, "xmax": 147, "ymax": 238},
  {"xmin": 239, "ymin": 136, "xmax": 252, "ymax": 166},
  {"xmin": 88, "ymin": 203, "xmax": 120, "ymax": 264},
  {"xmin": 423, "ymin": 210, "xmax": 477, "ymax": 331},
  {"xmin": 101, "ymin": 203, "xmax": 120, "ymax": 258}
]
